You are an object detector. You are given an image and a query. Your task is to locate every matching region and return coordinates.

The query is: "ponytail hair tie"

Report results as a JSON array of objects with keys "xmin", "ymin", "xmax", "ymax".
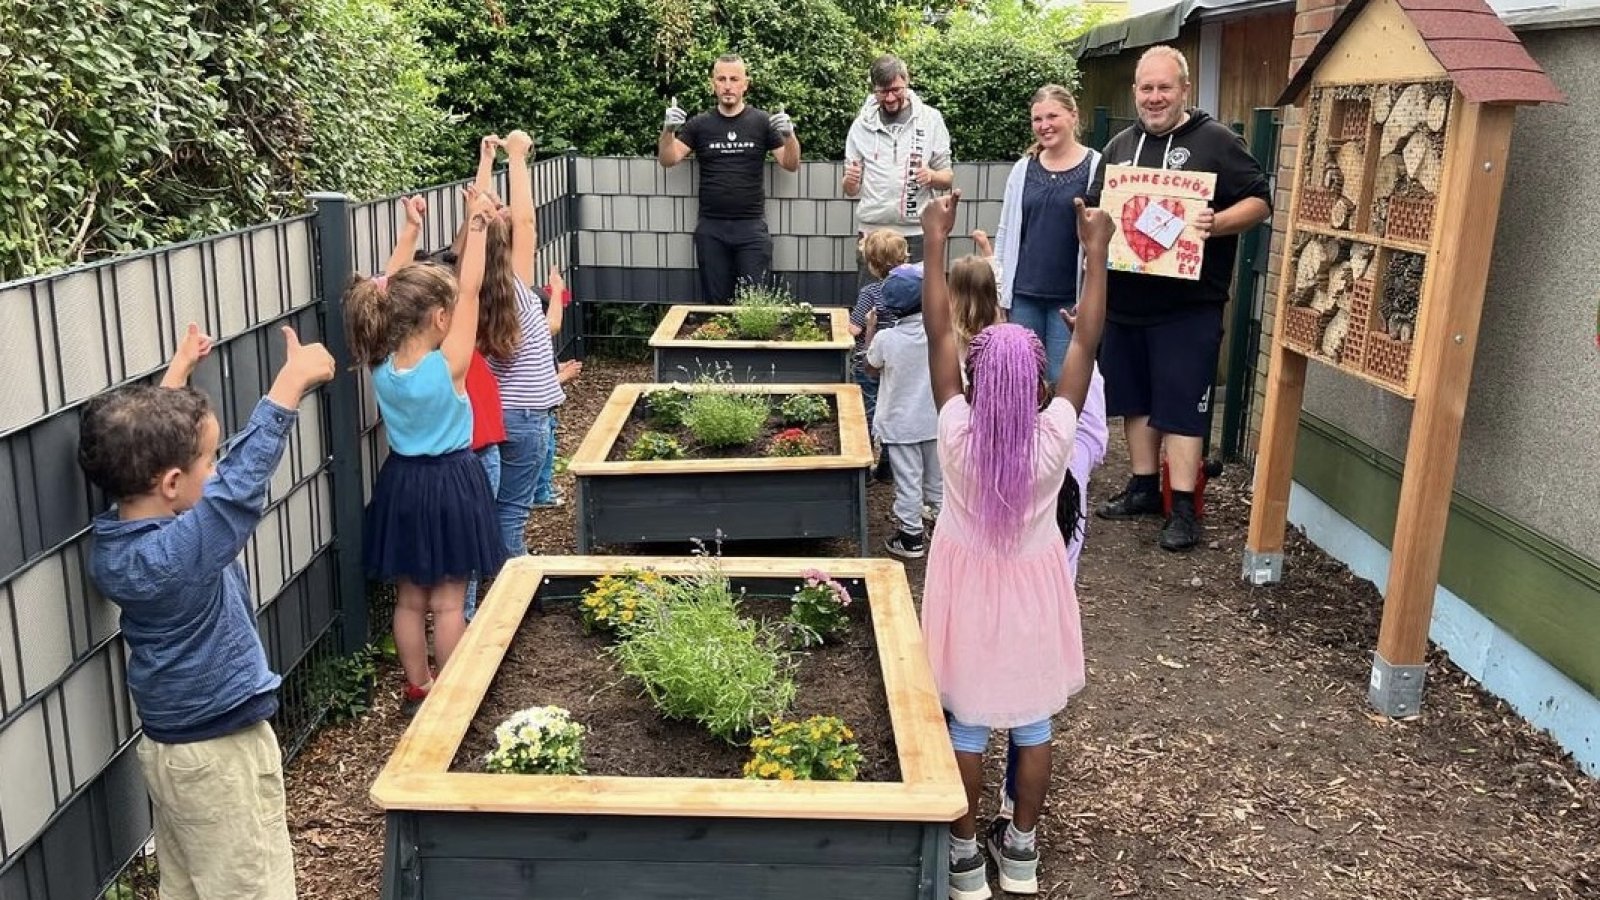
[{"xmin": 373, "ymin": 274, "xmax": 389, "ymax": 292}]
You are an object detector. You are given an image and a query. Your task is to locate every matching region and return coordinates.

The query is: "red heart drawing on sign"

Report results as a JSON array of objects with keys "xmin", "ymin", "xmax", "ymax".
[{"xmin": 1119, "ymin": 196, "xmax": 1186, "ymax": 263}]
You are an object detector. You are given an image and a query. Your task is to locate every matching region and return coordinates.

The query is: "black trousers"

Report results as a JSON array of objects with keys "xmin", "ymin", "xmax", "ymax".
[{"xmin": 694, "ymin": 217, "xmax": 772, "ymax": 303}]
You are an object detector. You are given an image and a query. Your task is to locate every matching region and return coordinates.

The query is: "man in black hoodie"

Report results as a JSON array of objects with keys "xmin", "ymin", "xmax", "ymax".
[{"xmin": 1086, "ymin": 45, "xmax": 1271, "ymax": 552}]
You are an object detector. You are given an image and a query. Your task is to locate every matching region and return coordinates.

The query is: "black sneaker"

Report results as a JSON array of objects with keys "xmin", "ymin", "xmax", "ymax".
[
  {"xmin": 1158, "ymin": 505, "xmax": 1201, "ymax": 552},
  {"xmin": 985, "ymin": 817, "xmax": 1040, "ymax": 895},
  {"xmin": 884, "ymin": 530, "xmax": 926, "ymax": 559},
  {"xmin": 949, "ymin": 850, "xmax": 992, "ymax": 900},
  {"xmin": 1097, "ymin": 480, "xmax": 1163, "ymax": 520},
  {"xmin": 873, "ymin": 454, "xmax": 894, "ymax": 483}
]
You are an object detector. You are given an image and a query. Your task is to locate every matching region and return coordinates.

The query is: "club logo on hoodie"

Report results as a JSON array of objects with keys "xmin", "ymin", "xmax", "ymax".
[{"xmin": 1166, "ymin": 146, "xmax": 1191, "ymax": 169}]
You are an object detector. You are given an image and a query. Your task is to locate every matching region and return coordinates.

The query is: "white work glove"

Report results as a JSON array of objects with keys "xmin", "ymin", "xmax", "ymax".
[
  {"xmin": 663, "ymin": 98, "xmax": 687, "ymax": 131},
  {"xmin": 769, "ymin": 111, "xmax": 794, "ymax": 137}
]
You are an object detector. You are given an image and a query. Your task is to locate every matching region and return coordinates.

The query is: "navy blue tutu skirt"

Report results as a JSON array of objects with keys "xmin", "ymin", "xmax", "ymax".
[{"xmin": 364, "ymin": 449, "xmax": 507, "ymax": 587}]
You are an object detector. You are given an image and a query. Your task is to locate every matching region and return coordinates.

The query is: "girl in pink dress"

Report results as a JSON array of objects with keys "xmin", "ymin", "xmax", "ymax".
[{"xmin": 918, "ymin": 189, "xmax": 1113, "ymax": 900}]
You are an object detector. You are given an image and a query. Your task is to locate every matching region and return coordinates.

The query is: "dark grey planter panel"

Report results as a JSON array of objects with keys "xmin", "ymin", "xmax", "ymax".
[
  {"xmin": 576, "ymin": 468, "xmax": 867, "ymax": 554},
  {"xmin": 653, "ymin": 346, "xmax": 850, "ymax": 384},
  {"xmin": 382, "ymin": 811, "xmax": 947, "ymax": 899}
]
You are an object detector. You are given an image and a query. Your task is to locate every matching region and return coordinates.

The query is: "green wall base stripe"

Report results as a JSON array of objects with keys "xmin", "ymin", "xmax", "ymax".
[{"xmin": 1294, "ymin": 413, "xmax": 1600, "ymax": 697}]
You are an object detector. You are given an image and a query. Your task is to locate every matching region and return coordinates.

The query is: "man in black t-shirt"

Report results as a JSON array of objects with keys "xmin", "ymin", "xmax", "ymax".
[
  {"xmin": 659, "ymin": 53, "xmax": 802, "ymax": 303},
  {"xmin": 1086, "ymin": 45, "xmax": 1271, "ymax": 552}
]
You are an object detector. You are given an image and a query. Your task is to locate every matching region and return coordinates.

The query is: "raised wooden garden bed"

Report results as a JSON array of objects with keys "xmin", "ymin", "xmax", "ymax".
[
  {"xmin": 649, "ymin": 304, "xmax": 853, "ymax": 384},
  {"xmin": 371, "ymin": 556, "xmax": 965, "ymax": 900},
  {"xmin": 567, "ymin": 383, "xmax": 873, "ymax": 553}
]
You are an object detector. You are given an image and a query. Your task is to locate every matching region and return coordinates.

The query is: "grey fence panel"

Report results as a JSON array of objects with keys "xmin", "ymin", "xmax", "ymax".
[{"xmin": 0, "ymin": 214, "xmax": 346, "ymax": 898}]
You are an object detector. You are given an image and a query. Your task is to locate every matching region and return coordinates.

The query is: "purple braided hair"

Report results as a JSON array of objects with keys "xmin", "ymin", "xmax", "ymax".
[{"xmin": 964, "ymin": 324, "xmax": 1048, "ymax": 551}]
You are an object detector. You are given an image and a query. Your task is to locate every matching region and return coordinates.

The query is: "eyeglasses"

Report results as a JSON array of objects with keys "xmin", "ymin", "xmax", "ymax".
[{"xmin": 873, "ymin": 83, "xmax": 909, "ymax": 98}]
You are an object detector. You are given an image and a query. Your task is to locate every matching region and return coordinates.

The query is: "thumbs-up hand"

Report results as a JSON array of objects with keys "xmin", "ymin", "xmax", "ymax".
[
  {"xmin": 160, "ymin": 321, "xmax": 215, "ymax": 388},
  {"xmin": 663, "ymin": 97, "xmax": 687, "ymax": 131},
  {"xmin": 268, "ymin": 325, "xmax": 336, "ymax": 409}
]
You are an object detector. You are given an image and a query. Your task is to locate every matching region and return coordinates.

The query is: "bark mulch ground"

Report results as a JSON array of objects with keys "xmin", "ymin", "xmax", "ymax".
[{"xmin": 281, "ymin": 356, "xmax": 1599, "ymax": 899}]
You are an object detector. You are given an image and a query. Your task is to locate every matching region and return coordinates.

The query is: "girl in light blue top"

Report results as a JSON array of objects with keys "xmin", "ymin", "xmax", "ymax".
[{"xmin": 345, "ymin": 189, "xmax": 507, "ymax": 714}]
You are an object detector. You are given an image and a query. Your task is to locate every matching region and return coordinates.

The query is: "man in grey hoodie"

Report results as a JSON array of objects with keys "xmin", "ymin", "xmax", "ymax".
[{"xmin": 842, "ymin": 54, "xmax": 953, "ymax": 283}]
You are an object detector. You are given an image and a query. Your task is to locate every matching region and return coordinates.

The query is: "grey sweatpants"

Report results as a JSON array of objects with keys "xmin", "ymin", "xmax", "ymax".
[{"xmin": 885, "ymin": 440, "xmax": 942, "ymax": 535}]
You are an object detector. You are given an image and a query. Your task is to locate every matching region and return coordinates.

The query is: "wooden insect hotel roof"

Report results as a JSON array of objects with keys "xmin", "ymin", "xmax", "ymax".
[{"xmin": 1278, "ymin": 0, "xmax": 1566, "ymax": 106}]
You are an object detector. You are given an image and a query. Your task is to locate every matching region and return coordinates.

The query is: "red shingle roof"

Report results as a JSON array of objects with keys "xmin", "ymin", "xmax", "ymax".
[{"xmin": 1277, "ymin": 0, "xmax": 1565, "ymax": 106}]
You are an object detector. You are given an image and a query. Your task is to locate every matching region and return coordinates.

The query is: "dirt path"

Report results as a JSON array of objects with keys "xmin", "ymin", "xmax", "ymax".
[{"xmin": 284, "ymin": 357, "xmax": 1598, "ymax": 899}]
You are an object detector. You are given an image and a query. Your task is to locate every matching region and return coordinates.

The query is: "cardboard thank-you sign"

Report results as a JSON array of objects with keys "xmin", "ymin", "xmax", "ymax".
[{"xmin": 1100, "ymin": 165, "xmax": 1217, "ymax": 281}]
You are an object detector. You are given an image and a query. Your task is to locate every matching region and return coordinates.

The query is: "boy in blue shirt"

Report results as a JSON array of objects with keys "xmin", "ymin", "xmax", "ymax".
[{"xmin": 78, "ymin": 322, "xmax": 335, "ymax": 899}]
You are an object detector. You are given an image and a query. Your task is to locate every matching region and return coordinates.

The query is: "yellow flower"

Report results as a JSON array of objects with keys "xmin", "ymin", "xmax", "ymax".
[
  {"xmin": 809, "ymin": 728, "xmax": 822, "ymax": 741},
  {"xmin": 751, "ymin": 737, "xmax": 770, "ymax": 750},
  {"xmin": 818, "ymin": 722, "xmax": 832, "ymax": 734},
  {"xmin": 774, "ymin": 744, "xmax": 791, "ymax": 756},
  {"xmin": 619, "ymin": 610, "xmax": 634, "ymax": 623},
  {"xmin": 841, "ymin": 727, "xmax": 854, "ymax": 740},
  {"xmin": 759, "ymin": 761, "xmax": 780, "ymax": 777},
  {"xmin": 778, "ymin": 769, "xmax": 796, "ymax": 781}
]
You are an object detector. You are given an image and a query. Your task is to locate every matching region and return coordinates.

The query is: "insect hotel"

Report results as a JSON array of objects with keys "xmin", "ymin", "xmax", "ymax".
[{"xmin": 1244, "ymin": 0, "xmax": 1563, "ymax": 714}]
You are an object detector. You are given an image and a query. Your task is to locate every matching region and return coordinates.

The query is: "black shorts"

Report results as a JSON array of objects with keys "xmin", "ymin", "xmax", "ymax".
[{"xmin": 1099, "ymin": 305, "xmax": 1223, "ymax": 437}]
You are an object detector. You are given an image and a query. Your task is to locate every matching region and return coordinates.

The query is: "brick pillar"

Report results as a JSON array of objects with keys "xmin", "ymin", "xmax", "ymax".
[{"xmin": 1249, "ymin": 0, "xmax": 1350, "ymax": 450}]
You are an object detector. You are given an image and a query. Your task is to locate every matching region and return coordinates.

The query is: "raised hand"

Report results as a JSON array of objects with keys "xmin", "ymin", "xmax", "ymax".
[
  {"xmin": 467, "ymin": 187, "xmax": 498, "ymax": 224},
  {"xmin": 663, "ymin": 97, "xmax": 687, "ymax": 131},
  {"xmin": 161, "ymin": 321, "xmax": 214, "ymax": 387},
  {"xmin": 843, "ymin": 159, "xmax": 862, "ymax": 194},
  {"xmin": 177, "ymin": 321, "xmax": 213, "ymax": 367},
  {"xmin": 504, "ymin": 130, "xmax": 534, "ymax": 158},
  {"xmin": 547, "ymin": 264, "xmax": 567, "ymax": 302},
  {"xmin": 921, "ymin": 189, "xmax": 962, "ymax": 242},
  {"xmin": 971, "ymin": 228, "xmax": 993, "ymax": 259},
  {"xmin": 769, "ymin": 110, "xmax": 794, "ymax": 137},
  {"xmin": 1074, "ymin": 197, "xmax": 1113, "ymax": 256},
  {"xmin": 403, "ymin": 195, "xmax": 426, "ymax": 227},
  {"xmin": 480, "ymin": 134, "xmax": 502, "ymax": 163}
]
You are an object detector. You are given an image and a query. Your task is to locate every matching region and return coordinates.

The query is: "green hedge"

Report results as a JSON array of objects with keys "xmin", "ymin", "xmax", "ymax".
[{"xmin": 0, "ymin": 0, "xmax": 445, "ymax": 281}]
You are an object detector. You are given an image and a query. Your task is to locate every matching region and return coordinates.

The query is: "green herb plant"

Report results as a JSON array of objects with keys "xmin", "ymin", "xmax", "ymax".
[
  {"xmin": 609, "ymin": 566, "xmax": 796, "ymax": 741},
  {"xmin": 626, "ymin": 431, "xmax": 686, "ymax": 461},
  {"xmin": 778, "ymin": 393, "xmax": 830, "ymax": 425},
  {"xmin": 682, "ymin": 391, "xmax": 770, "ymax": 448},
  {"xmin": 643, "ymin": 387, "xmax": 692, "ymax": 427}
]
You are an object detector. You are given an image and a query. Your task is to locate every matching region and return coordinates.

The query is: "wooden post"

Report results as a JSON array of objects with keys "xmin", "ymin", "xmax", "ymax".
[
  {"xmin": 1243, "ymin": 340, "xmax": 1308, "ymax": 584},
  {"xmin": 1242, "ymin": 103, "xmax": 1314, "ymax": 586},
  {"xmin": 1369, "ymin": 99, "xmax": 1515, "ymax": 716}
]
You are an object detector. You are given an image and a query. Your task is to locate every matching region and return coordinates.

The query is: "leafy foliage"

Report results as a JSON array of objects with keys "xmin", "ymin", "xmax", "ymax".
[
  {"xmin": 307, "ymin": 644, "xmax": 380, "ymax": 724},
  {"xmin": 899, "ymin": 0, "xmax": 1097, "ymax": 161},
  {"xmin": 744, "ymin": 715, "xmax": 862, "ymax": 781},
  {"xmin": 609, "ymin": 567, "xmax": 796, "ymax": 741},
  {"xmin": 626, "ymin": 430, "xmax": 687, "ymax": 461},
  {"xmin": 643, "ymin": 386, "xmax": 692, "ymax": 427},
  {"xmin": 400, "ymin": 0, "xmax": 872, "ymax": 169},
  {"xmin": 0, "ymin": 0, "xmax": 445, "ymax": 280},
  {"xmin": 783, "ymin": 568, "xmax": 853, "ymax": 646},
  {"xmin": 778, "ymin": 393, "xmax": 831, "ymax": 426},
  {"xmin": 682, "ymin": 391, "xmax": 770, "ymax": 448}
]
